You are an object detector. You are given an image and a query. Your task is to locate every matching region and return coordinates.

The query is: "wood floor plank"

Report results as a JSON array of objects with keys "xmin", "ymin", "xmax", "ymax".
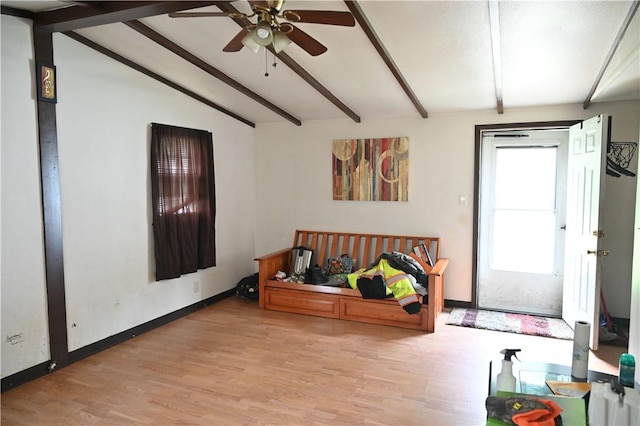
[{"xmin": 1, "ymin": 297, "xmax": 625, "ymax": 425}]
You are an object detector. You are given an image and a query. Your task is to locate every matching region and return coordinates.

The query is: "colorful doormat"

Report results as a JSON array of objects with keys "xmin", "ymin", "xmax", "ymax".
[{"xmin": 445, "ymin": 308, "xmax": 574, "ymax": 340}]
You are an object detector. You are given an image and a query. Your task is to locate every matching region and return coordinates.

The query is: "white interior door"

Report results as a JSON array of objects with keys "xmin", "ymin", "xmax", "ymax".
[
  {"xmin": 562, "ymin": 114, "xmax": 609, "ymax": 350},
  {"xmin": 478, "ymin": 130, "xmax": 568, "ymax": 316}
]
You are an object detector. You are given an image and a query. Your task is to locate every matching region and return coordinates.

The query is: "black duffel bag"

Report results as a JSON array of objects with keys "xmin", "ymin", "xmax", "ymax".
[{"xmin": 236, "ymin": 272, "xmax": 259, "ymax": 300}]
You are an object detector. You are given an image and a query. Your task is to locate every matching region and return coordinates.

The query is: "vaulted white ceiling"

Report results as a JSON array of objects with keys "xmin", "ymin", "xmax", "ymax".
[{"xmin": 3, "ymin": 0, "xmax": 639, "ymax": 127}]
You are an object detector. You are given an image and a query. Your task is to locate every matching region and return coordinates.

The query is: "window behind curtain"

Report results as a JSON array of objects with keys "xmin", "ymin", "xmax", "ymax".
[{"xmin": 150, "ymin": 123, "xmax": 216, "ymax": 281}]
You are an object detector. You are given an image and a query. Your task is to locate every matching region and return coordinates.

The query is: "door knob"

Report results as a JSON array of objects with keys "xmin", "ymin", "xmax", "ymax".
[{"xmin": 587, "ymin": 249, "xmax": 609, "ymax": 256}]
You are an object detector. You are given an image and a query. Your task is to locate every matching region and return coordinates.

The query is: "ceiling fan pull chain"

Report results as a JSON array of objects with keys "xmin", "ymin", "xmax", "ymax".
[{"xmin": 264, "ymin": 48, "xmax": 269, "ymax": 77}]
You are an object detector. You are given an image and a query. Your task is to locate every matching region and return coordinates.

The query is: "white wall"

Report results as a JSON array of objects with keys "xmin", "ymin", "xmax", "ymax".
[
  {"xmin": 1, "ymin": 16, "xmax": 257, "ymax": 377},
  {"xmin": 254, "ymin": 102, "xmax": 639, "ymax": 316},
  {"xmin": 599, "ymin": 106, "xmax": 640, "ymax": 319},
  {"xmin": 1, "ymin": 16, "xmax": 51, "ymax": 376}
]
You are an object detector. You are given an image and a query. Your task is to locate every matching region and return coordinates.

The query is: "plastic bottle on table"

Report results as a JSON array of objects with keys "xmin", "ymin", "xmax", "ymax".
[
  {"xmin": 619, "ymin": 353, "xmax": 636, "ymax": 387},
  {"xmin": 497, "ymin": 348, "xmax": 521, "ymax": 392}
]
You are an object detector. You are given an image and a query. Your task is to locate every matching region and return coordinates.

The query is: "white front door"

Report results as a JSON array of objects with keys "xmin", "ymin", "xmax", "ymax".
[
  {"xmin": 562, "ymin": 114, "xmax": 610, "ymax": 350},
  {"xmin": 478, "ymin": 130, "xmax": 568, "ymax": 316}
]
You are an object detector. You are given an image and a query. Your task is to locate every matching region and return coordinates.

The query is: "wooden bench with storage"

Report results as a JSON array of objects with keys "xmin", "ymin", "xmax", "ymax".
[{"xmin": 254, "ymin": 230, "xmax": 449, "ymax": 332}]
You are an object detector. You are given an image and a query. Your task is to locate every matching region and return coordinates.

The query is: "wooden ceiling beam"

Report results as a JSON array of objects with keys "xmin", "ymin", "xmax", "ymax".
[
  {"xmin": 488, "ymin": 0, "xmax": 504, "ymax": 114},
  {"xmin": 124, "ymin": 20, "xmax": 301, "ymax": 126},
  {"xmin": 214, "ymin": 2, "xmax": 361, "ymax": 123},
  {"xmin": 345, "ymin": 1, "xmax": 428, "ymax": 119},
  {"xmin": 34, "ymin": 1, "xmax": 225, "ymax": 33},
  {"xmin": 583, "ymin": 0, "xmax": 639, "ymax": 109},
  {"xmin": 63, "ymin": 31, "xmax": 255, "ymax": 128},
  {"xmin": 275, "ymin": 51, "xmax": 361, "ymax": 123}
]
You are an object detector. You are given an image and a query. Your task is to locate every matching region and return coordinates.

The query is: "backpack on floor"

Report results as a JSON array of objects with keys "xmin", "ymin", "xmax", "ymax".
[{"xmin": 236, "ymin": 272, "xmax": 259, "ymax": 300}]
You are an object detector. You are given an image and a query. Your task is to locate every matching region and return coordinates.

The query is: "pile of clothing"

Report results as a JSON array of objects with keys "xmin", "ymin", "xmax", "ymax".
[{"xmin": 347, "ymin": 251, "xmax": 429, "ymax": 314}]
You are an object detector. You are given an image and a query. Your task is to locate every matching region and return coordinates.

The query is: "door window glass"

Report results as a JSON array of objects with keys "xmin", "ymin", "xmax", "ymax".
[{"xmin": 491, "ymin": 147, "xmax": 557, "ymax": 274}]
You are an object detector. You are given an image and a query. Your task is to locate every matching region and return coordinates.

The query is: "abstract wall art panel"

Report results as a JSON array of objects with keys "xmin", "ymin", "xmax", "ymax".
[{"xmin": 332, "ymin": 137, "xmax": 409, "ymax": 201}]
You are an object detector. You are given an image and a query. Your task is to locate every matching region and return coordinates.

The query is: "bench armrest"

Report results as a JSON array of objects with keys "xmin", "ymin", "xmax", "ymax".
[
  {"xmin": 426, "ymin": 258, "xmax": 448, "ymax": 313},
  {"xmin": 254, "ymin": 247, "xmax": 292, "ymax": 262},
  {"xmin": 255, "ymin": 248, "xmax": 291, "ymax": 309},
  {"xmin": 429, "ymin": 258, "xmax": 449, "ymax": 277}
]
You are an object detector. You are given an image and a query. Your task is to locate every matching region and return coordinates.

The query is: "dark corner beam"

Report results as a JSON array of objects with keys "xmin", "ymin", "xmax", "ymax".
[
  {"xmin": 1, "ymin": 5, "xmax": 36, "ymax": 20},
  {"xmin": 63, "ymin": 31, "xmax": 255, "ymax": 128},
  {"xmin": 33, "ymin": 30, "xmax": 69, "ymax": 371},
  {"xmin": 34, "ymin": 1, "xmax": 223, "ymax": 33},
  {"xmin": 214, "ymin": 2, "xmax": 361, "ymax": 123},
  {"xmin": 345, "ymin": 0, "xmax": 428, "ymax": 119},
  {"xmin": 583, "ymin": 0, "xmax": 639, "ymax": 110},
  {"xmin": 124, "ymin": 20, "xmax": 301, "ymax": 126}
]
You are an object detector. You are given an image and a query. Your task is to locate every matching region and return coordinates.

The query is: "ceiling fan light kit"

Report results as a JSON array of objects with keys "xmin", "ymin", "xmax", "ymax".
[
  {"xmin": 170, "ymin": 0, "xmax": 356, "ymax": 56},
  {"xmin": 252, "ymin": 20, "xmax": 273, "ymax": 46},
  {"xmin": 272, "ymin": 30, "xmax": 292, "ymax": 53},
  {"xmin": 241, "ymin": 30, "xmax": 261, "ymax": 53}
]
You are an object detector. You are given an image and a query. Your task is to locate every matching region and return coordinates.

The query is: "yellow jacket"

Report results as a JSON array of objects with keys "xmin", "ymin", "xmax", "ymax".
[{"xmin": 347, "ymin": 259, "xmax": 421, "ymax": 314}]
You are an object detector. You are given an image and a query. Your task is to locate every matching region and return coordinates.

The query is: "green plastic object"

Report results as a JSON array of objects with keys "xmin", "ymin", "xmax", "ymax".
[{"xmin": 619, "ymin": 353, "xmax": 636, "ymax": 387}]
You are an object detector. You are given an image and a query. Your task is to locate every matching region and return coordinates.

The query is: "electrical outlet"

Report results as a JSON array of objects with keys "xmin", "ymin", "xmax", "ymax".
[{"xmin": 192, "ymin": 281, "xmax": 200, "ymax": 294}]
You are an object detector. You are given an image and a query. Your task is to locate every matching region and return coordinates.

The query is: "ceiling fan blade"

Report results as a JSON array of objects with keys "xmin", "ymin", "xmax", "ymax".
[
  {"xmin": 223, "ymin": 28, "xmax": 251, "ymax": 52},
  {"xmin": 249, "ymin": 1, "xmax": 270, "ymax": 10},
  {"xmin": 286, "ymin": 25, "xmax": 327, "ymax": 56},
  {"xmin": 284, "ymin": 10, "xmax": 355, "ymax": 26},
  {"xmin": 169, "ymin": 12, "xmax": 237, "ymax": 18}
]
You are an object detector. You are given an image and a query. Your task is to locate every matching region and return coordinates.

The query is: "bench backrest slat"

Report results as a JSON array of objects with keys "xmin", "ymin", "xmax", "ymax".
[
  {"xmin": 399, "ymin": 237, "xmax": 407, "ymax": 253},
  {"xmin": 330, "ymin": 234, "xmax": 339, "ymax": 258},
  {"xmin": 293, "ymin": 230, "xmax": 439, "ymax": 271},
  {"xmin": 309, "ymin": 233, "xmax": 319, "ymax": 254},
  {"xmin": 341, "ymin": 235, "xmax": 350, "ymax": 255},
  {"xmin": 351, "ymin": 235, "xmax": 361, "ymax": 268},
  {"xmin": 318, "ymin": 232, "xmax": 328, "ymax": 264}
]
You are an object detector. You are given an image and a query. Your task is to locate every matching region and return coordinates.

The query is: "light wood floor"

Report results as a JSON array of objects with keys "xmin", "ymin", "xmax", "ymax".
[{"xmin": 1, "ymin": 297, "xmax": 625, "ymax": 425}]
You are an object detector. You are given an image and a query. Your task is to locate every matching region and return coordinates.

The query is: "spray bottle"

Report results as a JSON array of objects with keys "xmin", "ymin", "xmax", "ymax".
[{"xmin": 496, "ymin": 348, "xmax": 521, "ymax": 392}]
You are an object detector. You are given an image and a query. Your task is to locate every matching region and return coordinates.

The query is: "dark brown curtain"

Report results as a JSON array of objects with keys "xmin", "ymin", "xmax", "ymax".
[{"xmin": 150, "ymin": 123, "xmax": 216, "ymax": 281}]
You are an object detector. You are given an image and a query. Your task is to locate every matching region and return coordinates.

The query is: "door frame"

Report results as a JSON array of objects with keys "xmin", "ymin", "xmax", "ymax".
[
  {"xmin": 477, "ymin": 132, "xmax": 568, "ymax": 316},
  {"xmin": 472, "ymin": 120, "xmax": 581, "ymax": 308}
]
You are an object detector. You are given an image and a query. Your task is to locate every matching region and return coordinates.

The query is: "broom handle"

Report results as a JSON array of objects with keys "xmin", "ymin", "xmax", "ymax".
[{"xmin": 600, "ymin": 289, "xmax": 613, "ymax": 331}]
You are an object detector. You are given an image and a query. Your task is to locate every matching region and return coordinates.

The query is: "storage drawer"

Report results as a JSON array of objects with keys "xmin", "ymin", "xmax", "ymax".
[
  {"xmin": 340, "ymin": 298, "xmax": 428, "ymax": 330},
  {"xmin": 264, "ymin": 287, "xmax": 340, "ymax": 319}
]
